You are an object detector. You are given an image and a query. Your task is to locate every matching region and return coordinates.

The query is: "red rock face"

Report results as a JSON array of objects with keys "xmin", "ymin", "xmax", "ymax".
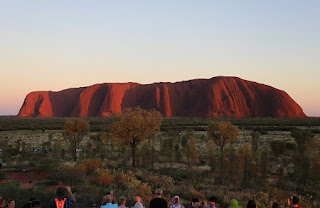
[{"xmin": 17, "ymin": 77, "xmax": 307, "ymax": 118}]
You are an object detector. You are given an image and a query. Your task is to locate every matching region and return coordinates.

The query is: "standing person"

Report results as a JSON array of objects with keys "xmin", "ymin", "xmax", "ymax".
[
  {"xmin": 292, "ymin": 196, "xmax": 301, "ymax": 208},
  {"xmin": 101, "ymin": 195, "xmax": 118, "ymax": 208},
  {"xmin": 190, "ymin": 198, "xmax": 199, "ymax": 208},
  {"xmin": 0, "ymin": 197, "xmax": 6, "ymax": 208},
  {"xmin": 106, "ymin": 191, "xmax": 117, "ymax": 205},
  {"xmin": 31, "ymin": 200, "xmax": 41, "ymax": 208},
  {"xmin": 170, "ymin": 196, "xmax": 184, "ymax": 208},
  {"xmin": 6, "ymin": 200, "xmax": 15, "ymax": 208},
  {"xmin": 207, "ymin": 197, "xmax": 218, "ymax": 208},
  {"xmin": 118, "ymin": 196, "xmax": 128, "ymax": 208},
  {"xmin": 48, "ymin": 186, "xmax": 76, "ymax": 208},
  {"xmin": 131, "ymin": 196, "xmax": 143, "ymax": 208},
  {"xmin": 149, "ymin": 188, "xmax": 167, "ymax": 208},
  {"xmin": 23, "ymin": 197, "xmax": 36, "ymax": 208},
  {"xmin": 246, "ymin": 200, "xmax": 256, "ymax": 208}
]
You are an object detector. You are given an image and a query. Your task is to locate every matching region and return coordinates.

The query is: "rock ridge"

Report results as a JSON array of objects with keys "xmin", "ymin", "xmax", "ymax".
[{"xmin": 18, "ymin": 76, "xmax": 306, "ymax": 118}]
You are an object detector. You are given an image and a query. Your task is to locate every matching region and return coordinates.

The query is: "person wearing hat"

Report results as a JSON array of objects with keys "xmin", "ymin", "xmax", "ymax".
[
  {"xmin": 169, "ymin": 196, "xmax": 184, "ymax": 208},
  {"xmin": 246, "ymin": 200, "xmax": 256, "ymax": 208},
  {"xmin": 149, "ymin": 188, "xmax": 167, "ymax": 208}
]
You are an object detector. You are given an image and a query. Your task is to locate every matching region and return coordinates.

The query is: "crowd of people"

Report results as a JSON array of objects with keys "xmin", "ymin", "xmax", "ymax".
[{"xmin": 0, "ymin": 187, "xmax": 303, "ymax": 208}]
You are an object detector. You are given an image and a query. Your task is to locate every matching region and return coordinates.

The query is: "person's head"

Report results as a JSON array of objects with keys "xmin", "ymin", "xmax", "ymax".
[
  {"xmin": 191, "ymin": 198, "xmax": 200, "ymax": 208},
  {"xmin": 209, "ymin": 197, "xmax": 217, "ymax": 207},
  {"xmin": 0, "ymin": 197, "xmax": 5, "ymax": 208},
  {"xmin": 135, "ymin": 196, "xmax": 141, "ymax": 203},
  {"xmin": 31, "ymin": 200, "xmax": 41, "ymax": 208},
  {"xmin": 106, "ymin": 191, "xmax": 114, "ymax": 196},
  {"xmin": 118, "ymin": 196, "xmax": 126, "ymax": 206},
  {"xmin": 246, "ymin": 200, "xmax": 256, "ymax": 208},
  {"xmin": 6, "ymin": 199, "xmax": 15, "ymax": 208},
  {"xmin": 103, "ymin": 195, "xmax": 113, "ymax": 204},
  {"xmin": 272, "ymin": 202, "xmax": 279, "ymax": 208},
  {"xmin": 173, "ymin": 196, "xmax": 180, "ymax": 205},
  {"xmin": 56, "ymin": 187, "xmax": 67, "ymax": 197},
  {"xmin": 155, "ymin": 188, "xmax": 163, "ymax": 196},
  {"xmin": 292, "ymin": 196, "xmax": 299, "ymax": 205},
  {"xmin": 28, "ymin": 197, "xmax": 36, "ymax": 203}
]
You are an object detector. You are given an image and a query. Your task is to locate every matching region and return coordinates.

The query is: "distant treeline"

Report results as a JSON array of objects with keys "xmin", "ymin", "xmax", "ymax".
[{"xmin": 0, "ymin": 116, "xmax": 320, "ymax": 133}]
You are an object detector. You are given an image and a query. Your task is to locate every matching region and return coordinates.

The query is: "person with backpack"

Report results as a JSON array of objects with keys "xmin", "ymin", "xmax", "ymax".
[{"xmin": 49, "ymin": 186, "xmax": 76, "ymax": 208}]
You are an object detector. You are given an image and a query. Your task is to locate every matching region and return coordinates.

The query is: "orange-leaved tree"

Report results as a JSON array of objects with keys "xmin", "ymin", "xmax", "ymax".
[
  {"xmin": 207, "ymin": 121, "xmax": 239, "ymax": 178},
  {"xmin": 64, "ymin": 118, "xmax": 90, "ymax": 161},
  {"xmin": 111, "ymin": 107, "xmax": 162, "ymax": 169}
]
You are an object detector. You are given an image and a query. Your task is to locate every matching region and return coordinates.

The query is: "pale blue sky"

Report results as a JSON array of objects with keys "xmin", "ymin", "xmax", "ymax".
[{"xmin": 0, "ymin": 1, "xmax": 319, "ymax": 116}]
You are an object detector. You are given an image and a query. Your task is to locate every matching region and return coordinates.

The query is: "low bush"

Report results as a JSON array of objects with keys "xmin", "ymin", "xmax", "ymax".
[
  {"xmin": 49, "ymin": 164, "xmax": 85, "ymax": 185},
  {"xmin": 34, "ymin": 180, "xmax": 59, "ymax": 187},
  {"xmin": 0, "ymin": 181, "xmax": 29, "ymax": 207}
]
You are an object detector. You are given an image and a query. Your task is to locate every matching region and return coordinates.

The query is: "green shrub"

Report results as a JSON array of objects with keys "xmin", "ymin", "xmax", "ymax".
[
  {"xmin": 34, "ymin": 180, "xmax": 59, "ymax": 187},
  {"xmin": 37, "ymin": 158, "xmax": 61, "ymax": 172},
  {"xmin": 0, "ymin": 181, "xmax": 29, "ymax": 207},
  {"xmin": 31, "ymin": 186, "xmax": 55, "ymax": 207},
  {"xmin": 49, "ymin": 164, "xmax": 85, "ymax": 185}
]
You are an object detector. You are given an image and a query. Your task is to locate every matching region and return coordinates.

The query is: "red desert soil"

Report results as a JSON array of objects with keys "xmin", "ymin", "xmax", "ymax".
[{"xmin": 2, "ymin": 170, "xmax": 51, "ymax": 188}]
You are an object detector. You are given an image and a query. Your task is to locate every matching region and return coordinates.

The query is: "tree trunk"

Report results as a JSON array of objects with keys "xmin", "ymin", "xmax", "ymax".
[
  {"xmin": 131, "ymin": 141, "xmax": 136, "ymax": 170},
  {"xmin": 220, "ymin": 145, "xmax": 224, "ymax": 182},
  {"xmin": 74, "ymin": 140, "xmax": 77, "ymax": 161}
]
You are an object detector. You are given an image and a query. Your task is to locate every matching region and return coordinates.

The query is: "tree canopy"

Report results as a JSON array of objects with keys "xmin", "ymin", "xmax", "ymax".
[
  {"xmin": 111, "ymin": 107, "xmax": 162, "ymax": 168},
  {"xmin": 64, "ymin": 118, "xmax": 90, "ymax": 161},
  {"xmin": 207, "ymin": 121, "xmax": 239, "ymax": 152},
  {"xmin": 207, "ymin": 121, "xmax": 239, "ymax": 179}
]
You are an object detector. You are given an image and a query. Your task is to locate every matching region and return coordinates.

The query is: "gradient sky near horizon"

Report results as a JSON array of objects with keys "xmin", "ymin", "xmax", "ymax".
[{"xmin": 0, "ymin": 1, "xmax": 319, "ymax": 116}]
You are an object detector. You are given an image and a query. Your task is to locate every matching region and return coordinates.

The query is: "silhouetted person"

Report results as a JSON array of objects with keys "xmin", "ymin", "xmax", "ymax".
[
  {"xmin": 31, "ymin": 200, "xmax": 41, "ymax": 208},
  {"xmin": 23, "ymin": 197, "xmax": 36, "ymax": 208},
  {"xmin": 292, "ymin": 196, "xmax": 301, "ymax": 208},
  {"xmin": 246, "ymin": 200, "xmax": 256, "ymax": 208},
  {"xmin": 272, "ymin": 202, "xmax": 279, "ymax": 208},
  {"xmin": 149, "ymin": 189, "xmax": 167, "ymax": 208},
  {"xmin": 287, "ymin": 196, "xmax": 301, "ymax": 208}
]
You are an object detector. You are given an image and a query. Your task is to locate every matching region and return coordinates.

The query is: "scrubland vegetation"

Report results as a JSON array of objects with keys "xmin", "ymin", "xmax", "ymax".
[{"xmin": 0, "ymin": 113, "xmax": 320, "ymax": 207}]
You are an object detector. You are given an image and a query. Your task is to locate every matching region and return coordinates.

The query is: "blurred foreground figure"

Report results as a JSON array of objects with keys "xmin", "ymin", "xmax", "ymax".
[{"xmin": 49, "ymin": 186, "xmax": 76, "ymax": 208}]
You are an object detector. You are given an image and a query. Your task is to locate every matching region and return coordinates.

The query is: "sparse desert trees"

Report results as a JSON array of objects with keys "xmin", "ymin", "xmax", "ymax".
[
  {"xmin": 291, "ymin": 129, "xmax": 316, "ymax": 183},
  {"xmin": 207, "ymin": 121, "xmax": 239, "ymax": 178},
  {"xmin": 111, "ymin": 107, "xmax": 162, "ymax": 169},
  {"xmin": 63, "ymin": 118, "xmax": 90, "ymax": 161},
  {"xmin": 208, "ymin": 140, "xmax": 216, "ymax": 172}
]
